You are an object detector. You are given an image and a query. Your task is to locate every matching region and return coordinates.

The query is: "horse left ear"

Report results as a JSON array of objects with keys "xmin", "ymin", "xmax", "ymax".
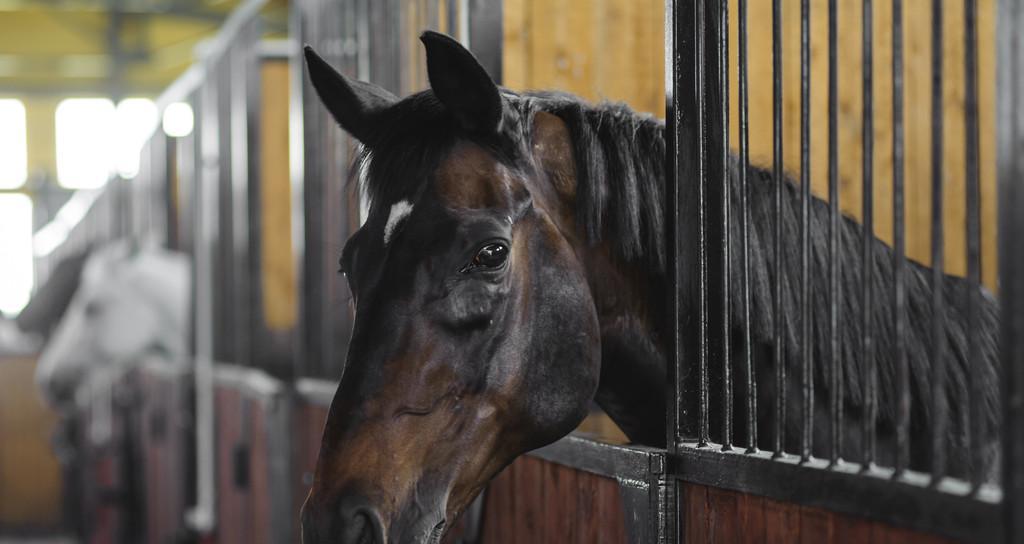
[{"xmin": 421, "ymin": 31, "xmax": 503, "ymax": 134}]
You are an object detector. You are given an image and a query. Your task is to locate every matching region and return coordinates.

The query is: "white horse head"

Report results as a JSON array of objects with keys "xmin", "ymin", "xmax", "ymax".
[{"xmin": 34, "ymin": 241, "xmax": 191, "ymax": 409}]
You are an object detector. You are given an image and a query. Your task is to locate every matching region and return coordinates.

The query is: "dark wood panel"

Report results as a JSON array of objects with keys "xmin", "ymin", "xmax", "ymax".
[
  {"xmin": 214, "ymin": 386, "xmax": 249, "ymax": 544},
  {"xmin": 138, "ymin": 370, "xmax": 192, "ymax": 544},
  {"xmin": 248, "ymin": 401, "xmax": 272, "ymax": 544},
  {"xmin": 459, "ymin": 454, "xmax": 630, "ymax": 544},
  {"xmin": 682, "ymin": 483, "xmax": 957, "ymax": 543},
  {"xmin": 291, "ymin": 401, "xmax": 329, "ymax": 544}
]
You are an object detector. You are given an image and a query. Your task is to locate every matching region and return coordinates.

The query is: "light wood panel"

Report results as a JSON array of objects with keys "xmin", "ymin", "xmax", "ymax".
[
  {"xmin": 503, "ymin": 0, "xmax": 997, "ymax": 289},
  {"xmin": 503, "ymin": 0, "xmax": 666, "ymax": 117},
  {"xmin": 259, "ymin": 61, "xmax": 297, "ymax": 332},
  {"xmin": 730, "ymin": 0, "xmax": 998, "ymax": 288},
  {"xmin": 0, "ymin": 355, "xmax": 63, "ymax": 529}
]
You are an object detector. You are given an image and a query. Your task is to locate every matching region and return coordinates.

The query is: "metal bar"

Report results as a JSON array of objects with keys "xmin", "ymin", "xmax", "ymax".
[
  {"xmin": 892, "ymin": 0, "xmax": 909, "ymax": 477},
  {"xmin": 738, "ymin": 0, "xmax": 756, "ymax": 453},
  {"xmin": 467, "ymin": 0, "xmax": 503, "ymax": 84},
  {"xmin": 929, "ymin": 0, "xmax": 947, "ymax": 483},
  {"xmin": 669, "ymin": 0, "xmax": 702, "ymax": 447},
  {"xmin": 963, "ymin": 0, "xmax": 982, "ymax": 492},
  {"xmin": 663, "ymin": 1, "xmax": 679, "ymax": 536},
  {"xmin": 696, "ymin": 0, "xmax": 709, "ymax": 448},
  {"xmin": 800, "ymin": 0, "xmax": 812, "ymax": 463},
  {"xmin": 719, "ymin": 0, "xmax": 732, "ymax": 452},
  {"xmin": 998, "ymin": 0, "xmax": 1024, "ymax": 539},
  {"xmin": 861, "ymin": 0, "xmax": 876, "ymax": 469},
  {"xmin": 665, "ymin": 0, "xmax": 682, "ymax": 450},
  {"xmin": 827, "ymin": 0, "xmax": 842, "ymax": 466},
  {"xmin": 772, "ymin": 0, "xmax": 786, "ymax": 458},
  {"xmin": 190, "ymin": 78, "xmax": 218, "ymax": 534}
]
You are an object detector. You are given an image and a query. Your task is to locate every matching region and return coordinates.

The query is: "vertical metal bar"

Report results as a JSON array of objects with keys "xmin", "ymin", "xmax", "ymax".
[
  {"xmin": 720, "ymin": 0, "xmax": 732, "ymax": 452},
  {"xmin": 467, "ymin": 0, "xmax": 503, "ymax": 84},
  {"xmin": 799, "ymin": 0, "xmax": 813, "ymax": 463},
  {"xmin": 665, "ymin": 0, "xmax": 681, "ymax": 452},
  {"xmin": 697, "ymin": 0, "xmax": 710, "ymax": 448},
  {"xmin": 193, "ymin": 78, "xmax": 218, "ymax": 534},
  {"xmin": 670, "ymin": 0, "xmax": 705, "ymax": 449},
  {"xmin": 772, "ymin": 0, "xmax": 786, "ymax": 459},
  {"xmin": 929, "ymin": 0, "xmax": 947, "ymax": 484},
  {"xmin": 861, "ymin": 0, "xmax": 877, "ymax": 469},
  {"xmin": 963, "ymin": 0, "xmax": 982, "ymax": 491},
  {"xmin": 892, "ymin": 0, "xmax": 910, "ymax": 476},
  {"xmin": 827, "ymin": 0, "xmax": 842, "ymax": 467},
  {"xmin": 999, "ymin": 0, "xmax": 1024, "ymax": 537},
  {"xmin": 739, "ymin": 0, "xmax": 756, "ymax": 453}
]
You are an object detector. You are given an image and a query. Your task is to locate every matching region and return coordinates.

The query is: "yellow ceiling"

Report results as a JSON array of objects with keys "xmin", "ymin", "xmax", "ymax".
[{"xmin": 0, "ymin": 0, "xmax": 288, "ymax": 96}]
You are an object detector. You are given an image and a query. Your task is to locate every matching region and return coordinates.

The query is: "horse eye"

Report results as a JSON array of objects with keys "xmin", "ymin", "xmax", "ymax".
[{"xmin": 468, "ymin": 242, "xmax": 509, "ymax": 271}]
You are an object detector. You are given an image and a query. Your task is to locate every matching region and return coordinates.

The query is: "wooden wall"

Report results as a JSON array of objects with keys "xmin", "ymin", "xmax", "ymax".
[
  {"xmin": 503, "ymin": 0, "xmax": 665, "ymax": 117},
  {"xmin": 474, "ymin": 455, "xmax": 631, "ymax": 543},
  {"xmin": 292, "ymin": 399, "xmax": 329, "ymax": 544},
  {"xmin": 503, "ymin": 0, "xmax": 998, "ymax": 288},
  {"xmin": 0, "ymin": 355, "xmax": 63, "ymax": 531},
  {"xmin": 681, "ymin": 483, "xmax": 953, "ymax": 543},
  {"xmin": 259, "ymin": 60, "xmax": 297, "ymax": 334},
  {"xmin": 137, "ymin": 369, "xmax": 192, "ymax": 544}
]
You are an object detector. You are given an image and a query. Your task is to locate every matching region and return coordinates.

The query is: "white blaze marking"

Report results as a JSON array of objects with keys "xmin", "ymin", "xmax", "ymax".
[{"xmin": 384, "ymin": 200, "xmax": 414, "ymax": 246}]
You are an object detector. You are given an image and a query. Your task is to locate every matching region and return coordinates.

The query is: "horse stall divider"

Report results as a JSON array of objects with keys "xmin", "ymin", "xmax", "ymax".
[
  {"xmin": 668, "ymin": 0, "xmax": 1018, "ymax": 542},
  {"xmin": 134, "ymin": 360, "xmax": 195, "ymax": 544},
  {"xmin": 212, "ymin": 365, "xmax": 293, "ymax": 544},
  {"xmin": 998, "ymin": 0, "xmax": 1024, "ymax": 540}
]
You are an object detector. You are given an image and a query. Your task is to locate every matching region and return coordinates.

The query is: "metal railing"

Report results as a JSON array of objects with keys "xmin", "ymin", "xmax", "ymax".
[{"xmin": 666, "ymin": 0, "xmax": 1021, "ymax": 541}]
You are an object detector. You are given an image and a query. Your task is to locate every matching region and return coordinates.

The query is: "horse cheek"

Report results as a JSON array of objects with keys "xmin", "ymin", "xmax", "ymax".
[{"xmin": 521, "ymin": 219, "xmax": 601, "ymax": 445}]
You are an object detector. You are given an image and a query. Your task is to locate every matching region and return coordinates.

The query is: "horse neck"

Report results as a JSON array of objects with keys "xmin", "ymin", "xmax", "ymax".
[{"xmin": 542, "ymin": 188, "xmax": 670, "ymax": 447}]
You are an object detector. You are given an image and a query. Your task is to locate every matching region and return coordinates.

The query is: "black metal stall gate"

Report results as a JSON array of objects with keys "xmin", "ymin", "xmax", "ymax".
[{"xmin": 665, "ymin": 0, "xmax": 1024, "ymax": 542}]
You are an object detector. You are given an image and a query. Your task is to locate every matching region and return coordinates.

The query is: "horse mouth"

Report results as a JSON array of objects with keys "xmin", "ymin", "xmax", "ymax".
[{"xmin": 425, "ymin": 519, "xmax": 446, "ymax": 544}]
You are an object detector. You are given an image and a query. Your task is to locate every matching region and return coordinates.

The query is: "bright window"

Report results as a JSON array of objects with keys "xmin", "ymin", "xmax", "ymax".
[
  {"xmin": 162, "ymin": 102, "xmax": 194, "ymax": 138},
  {"xmin": 0, "ymin": 99, "xmax": 27, "ymax": 189},
  {"xmin": 0, "ymin": 194, "xmax": 34, "ymax": 315},
  {"xmin": 115, "ymin": 98, "xmax": 158, "ymax": 178},
  {"xmin": 55, "ymin": 98, "xmax": 116, "ymax": 189}
]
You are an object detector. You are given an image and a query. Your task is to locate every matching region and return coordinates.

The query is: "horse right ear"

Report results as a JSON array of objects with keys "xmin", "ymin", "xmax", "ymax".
[{"xmin": 304, "ymin": 46, "xmax": 397, "ymax": 146}]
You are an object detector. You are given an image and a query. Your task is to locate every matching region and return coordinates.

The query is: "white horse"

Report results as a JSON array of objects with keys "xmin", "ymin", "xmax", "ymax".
[{"xmin": 34, "ymin": 241, "xmax": 191, "ymax": 410}]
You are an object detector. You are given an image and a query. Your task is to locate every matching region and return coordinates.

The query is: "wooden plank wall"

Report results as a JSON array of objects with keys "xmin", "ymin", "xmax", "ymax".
[
  {"xmin": 682, "ymin": 483, "xmax": 954, "ymax": 543},
  {"xmin": 473, "ymin": 455, "xmax": 630, "ymax": 543},
  {"xmin": 503, "ymin": 0, "xmax": 665, "ymax": 117},
  {"xmin": 259, "ymin": 60, "xmax": 297, "ymax": 336},
  {"xmin": 137, "ymin": 370, "xmax": 192, "ymax": 544},
  {"xmin": 0, "ymin": 355, "xmax": 63, "ymax": 531},
  {"xmin": 503, "ymin": 0, "xmax": 997, "ymax": 288},
  {"xmin": 291, "ymin": 400, "xmax": 329, "ymax": 544}
]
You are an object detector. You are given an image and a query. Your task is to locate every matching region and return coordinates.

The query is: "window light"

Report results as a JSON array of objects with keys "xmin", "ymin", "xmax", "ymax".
[
  {"xmin": 114, "ymin": 98, "xmax": 158, "ymax": 179},
  {"xmin": 162, "ymin": 102, "xmax": 194, "ymax": 138},
  {"xmin": 0, "ymin": 193, "xmax": 34, "ymax": 315},
  {"xmin": 0, "ymin": 99, "xmax": 27, "ymax": 189}
]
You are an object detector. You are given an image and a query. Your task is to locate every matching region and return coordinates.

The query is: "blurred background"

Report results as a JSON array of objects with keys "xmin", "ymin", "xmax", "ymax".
[{"xmin": 0, "ymin": 1, "xmax": 661, "ymax": 542}]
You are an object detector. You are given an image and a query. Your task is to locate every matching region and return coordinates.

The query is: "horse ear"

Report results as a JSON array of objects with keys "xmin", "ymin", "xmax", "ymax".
[
  {"xmin": 420, "ymin": 31, "xmax": 503, "ymax": 134},
  {"xmin": 304, "ymin": 46, "xmax": 397, "ymax": 146}
]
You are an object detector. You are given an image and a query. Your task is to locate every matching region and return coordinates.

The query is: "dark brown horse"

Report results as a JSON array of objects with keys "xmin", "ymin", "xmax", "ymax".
[{"xmin": 300, "ymin": 32, "xmax": 999, "ymax": 544}]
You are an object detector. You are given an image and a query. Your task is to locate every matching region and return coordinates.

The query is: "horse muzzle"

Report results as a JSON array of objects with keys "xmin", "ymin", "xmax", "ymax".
[{"xmin": 302, "ymin": 494, "xmax": 387, "ymax": 544}]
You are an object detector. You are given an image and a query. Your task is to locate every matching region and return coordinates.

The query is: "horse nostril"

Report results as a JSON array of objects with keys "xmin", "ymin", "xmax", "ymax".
[{"xmin": 339, "ymin": 503, "xmax": 385, "ymax": 544}]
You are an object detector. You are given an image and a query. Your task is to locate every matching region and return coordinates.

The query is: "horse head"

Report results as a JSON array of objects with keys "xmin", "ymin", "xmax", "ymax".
[
  {"xmin": 299, "ymin": 32, "xmax": 630, "ymax": 544},
  {"xmin": 34, "ymin": 241, "xmax": 191, "ymax": 408}
]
